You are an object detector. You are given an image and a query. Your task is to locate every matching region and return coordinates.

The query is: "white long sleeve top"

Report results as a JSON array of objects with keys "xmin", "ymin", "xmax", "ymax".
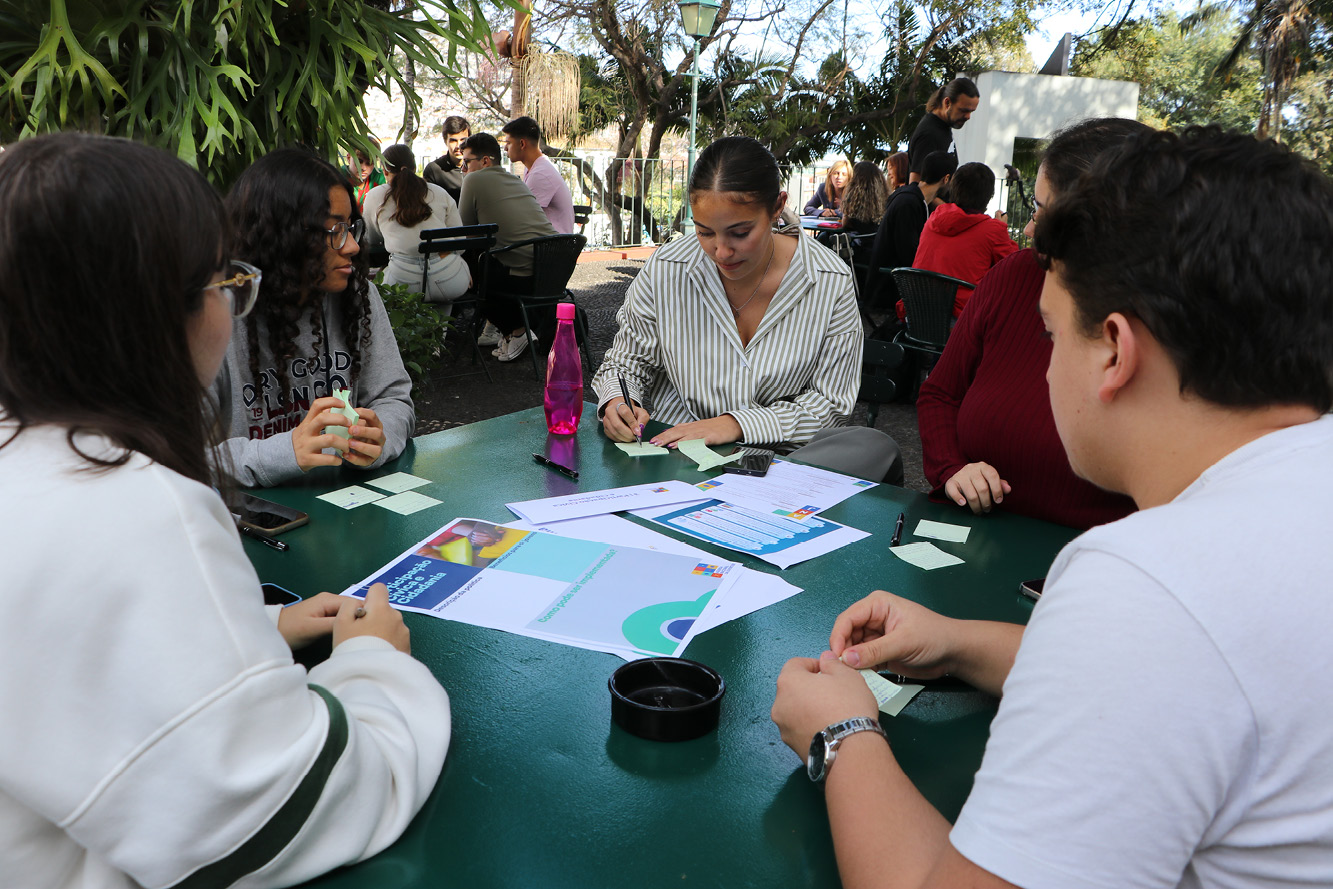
[{"xmin": 0, "ymin": 423, "xmax": 451, "ymax": 889}]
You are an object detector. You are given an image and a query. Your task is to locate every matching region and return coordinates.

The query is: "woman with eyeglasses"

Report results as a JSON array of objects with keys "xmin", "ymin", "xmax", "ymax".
[
  {"xmin": 215, "ymin": 148, "xmax": 415, "ymax": 487},
  {"xmin": 0, "ymin": 133, "xmax": 449, "ymax": 887}
]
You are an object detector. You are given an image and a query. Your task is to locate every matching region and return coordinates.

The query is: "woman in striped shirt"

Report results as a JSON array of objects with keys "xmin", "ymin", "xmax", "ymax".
[{"xmin": 592, "ymin": 137, "xmax": 901, "ymax": 482}]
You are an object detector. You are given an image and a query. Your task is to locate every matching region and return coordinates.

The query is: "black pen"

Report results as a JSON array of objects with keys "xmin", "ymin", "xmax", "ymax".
[
  {"xmin": 890, "ymin": 511, "xmax": 905, "ymax": 547},
  {"xmin": 885, "ymin": 672, "xmax": 971, "ymax": 689},
  {"xmin": 532, "ymin": 452, "xmax": 579, "ymax": 480},
  {"xmin": 239, "ymin": 524, "xmax": 289, "ymax": 552},
  {"xmin": 616, "ymin": 374, "xmax": 642, "ymax": 446}
]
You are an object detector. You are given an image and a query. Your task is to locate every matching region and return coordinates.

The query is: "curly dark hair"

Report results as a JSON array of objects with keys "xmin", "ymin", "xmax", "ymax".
[
  {"xmin": 0, "ymin": 133, "xmax": 226, "ymax": 486},
  {"xmin": 226, "ymin": 148, "xmax": 373, "ymax": 401}
]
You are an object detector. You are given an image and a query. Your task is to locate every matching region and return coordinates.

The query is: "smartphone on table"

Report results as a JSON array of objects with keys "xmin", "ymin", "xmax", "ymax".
[
  {"xmin": 722, "ymin": 447, "xmax": 776, "ymax": 477},
  {"xmin": 229, "ymin": 492, "xmax": 309, "ymax": 537},
  {"xmin": 260, "ymin": 583, "xmax": 302, "ymax": 607},
  {"xmin": 1019, "ymin": 578, "xmax": 1045, "ymax": 601}
]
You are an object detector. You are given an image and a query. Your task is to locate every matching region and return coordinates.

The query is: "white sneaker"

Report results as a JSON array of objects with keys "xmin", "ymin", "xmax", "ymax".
[
  {"xmin": 477, "ymin": 321, "xmax": 502, "ymax": 347},
  {"xmin": 495, "ymin": 331, "xmax": 534, "ymax": 362}
]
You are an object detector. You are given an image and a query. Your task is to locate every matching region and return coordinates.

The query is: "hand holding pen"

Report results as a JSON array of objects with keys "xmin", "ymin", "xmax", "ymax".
[
  {"xmin": 601, "ymin": 375, "xmax": 649, "ymax": 443},
  {"xmin": 335, "ymin": 582, "xmax": 411, "ymax": 654}
]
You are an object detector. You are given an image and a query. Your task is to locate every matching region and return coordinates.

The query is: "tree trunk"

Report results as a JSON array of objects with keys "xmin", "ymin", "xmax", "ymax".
[{"xmin": 401, "ymin": 55, "xmax": 418, "ymax": 145}]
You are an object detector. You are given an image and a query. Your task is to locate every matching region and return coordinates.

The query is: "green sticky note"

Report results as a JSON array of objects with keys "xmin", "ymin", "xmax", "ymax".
[
  {"xmin": 324, "ymin": 388, "xmax": 360, "ymax": 440},
  {"xmin": 677, "ymin": 438, "xmax": 743, "ymax": 471},
  {"xmin": 616, "ymin": 441, "xmax": 669, "ymax": 457},
  {"xmin": 860, "ymin": 670, "xmax": 924, "ymax": 717}
]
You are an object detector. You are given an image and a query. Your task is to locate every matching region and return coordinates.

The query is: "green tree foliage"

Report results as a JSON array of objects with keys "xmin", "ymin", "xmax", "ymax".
[
  {"xmin": 0, "ymin": 0, "xmax": 493, "ymax": 188},
  {"xmin": 1073, "ymin": 10, "xmax": 1265, "ymax": 131}
]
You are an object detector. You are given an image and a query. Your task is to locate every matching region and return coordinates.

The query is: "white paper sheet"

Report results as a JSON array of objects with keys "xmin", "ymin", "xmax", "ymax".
[
  {"xmin": 519, "ymin": 513, "xmax": 804, "ymax": 633},
  {"xmin": 699, "ymin": 458, "xmax": 877, "ymax": 518},
  {"xmin": 506, "ymin": 479, "xmax": 706, "ymax": 524},
  {"xmin": 860, "ymin": 670, "xmax": 925, "ymax": 717},
  {"xmin": 633, "ymin": 499, "xmax": 871, "ymax": 570}
]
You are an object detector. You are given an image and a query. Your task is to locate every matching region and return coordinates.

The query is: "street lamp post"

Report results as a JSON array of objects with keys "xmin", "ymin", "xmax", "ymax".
[{"xmin": 677, "ymin": 0, "xmax": 720, "ymax": 234}]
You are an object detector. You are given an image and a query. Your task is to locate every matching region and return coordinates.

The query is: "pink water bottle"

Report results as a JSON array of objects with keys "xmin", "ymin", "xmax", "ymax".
[{"xmin": 543, "ymin": 302, "xmax": 583, "ymax": 434}]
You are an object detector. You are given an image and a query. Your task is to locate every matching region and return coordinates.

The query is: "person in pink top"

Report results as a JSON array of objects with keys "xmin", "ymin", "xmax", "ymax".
[
  {"xmin": 909, "ymin": 162, "xmax": 1017, "ymax": 317},
  {"xmin": 502, "ymin": 116, "xmax": 575, "ymax": 234}
]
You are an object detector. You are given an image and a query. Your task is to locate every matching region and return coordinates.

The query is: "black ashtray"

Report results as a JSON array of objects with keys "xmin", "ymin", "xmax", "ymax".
[{"xmin": 609, "ymin": 657, "xmax": 726, "ymax": 742}]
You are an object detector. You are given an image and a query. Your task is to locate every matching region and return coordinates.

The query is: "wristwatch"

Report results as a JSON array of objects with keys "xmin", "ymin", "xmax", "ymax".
[{"xmin": 807, "ymin": 717, "xmax": 887, "ymax": 783}]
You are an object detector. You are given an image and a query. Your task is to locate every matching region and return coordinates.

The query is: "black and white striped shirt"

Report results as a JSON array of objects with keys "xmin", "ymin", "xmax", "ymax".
[{"xmin": 592, "ymin": 233, "xmax": 863, "ymax": 445}]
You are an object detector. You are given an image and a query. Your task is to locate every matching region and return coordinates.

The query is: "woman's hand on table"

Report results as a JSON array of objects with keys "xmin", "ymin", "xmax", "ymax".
[
  {"xmin": 276, "ymin": 592, "xmax": 344, "ymax": 650},
  {"xmin": 291, "ymin": 396, "xmax": 352, "ymax": 471},
  {"xmin": 828, "ymin": 590, "xmax": 958, "ymax": 679},
  {"xmin": 601, "ymin": 397, "xmax": 650, "ymax": 442},
  {"xmin": 650, "ymin": 415, "xmax": 742, "ymax": 447},
  {"xmin": 342, "ymin": 406, "xmax": 385, "ymax": 467},
  {"xmin": 819, "ymin": 208, "xmax": 838, "ymax": 218},
  {"xmin": 771, "ymin": 651, "xmax": 878, "ymax": 758},
  {"xmin": 944, "ymin": 462, "xmax": 1012, "ymax": 514},
  {"xmin": 334, "ymin": 582, "xmax": 411, "ymax": 654}
]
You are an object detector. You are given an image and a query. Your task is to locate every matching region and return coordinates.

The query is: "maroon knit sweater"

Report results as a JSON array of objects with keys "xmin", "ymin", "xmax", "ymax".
[{"xmin": 917, "ymin": 248, "xmax": 1137, "ymax": 530}]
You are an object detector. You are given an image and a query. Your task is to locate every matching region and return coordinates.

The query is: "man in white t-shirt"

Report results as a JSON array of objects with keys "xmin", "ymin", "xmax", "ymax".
[
  {"xmin": 771, "ymin": 126, "xmax": 1333, "ymax": 889},
  {"xmin": 501, "ymin": 115, "xmax": 575, "ymax": 234}
]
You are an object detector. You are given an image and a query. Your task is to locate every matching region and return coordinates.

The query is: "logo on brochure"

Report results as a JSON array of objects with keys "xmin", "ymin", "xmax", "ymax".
[
  {"xmin": 853, "ymin": 480, "xmax": 873, "ymax": 487},
  {"xmin": 651, "ymin": 486, "xmax": 670, "ymax": 493},
  {"xmin": 783, "ymin": 506, "xmax": 819, "ymax": 520},
  {"xmin": 696, "ymin": 480, "xmax": 721, "ymax": 491},
  {"xmin": 692, "ymin": 563, "xmax": 726, "ymax": 578}
]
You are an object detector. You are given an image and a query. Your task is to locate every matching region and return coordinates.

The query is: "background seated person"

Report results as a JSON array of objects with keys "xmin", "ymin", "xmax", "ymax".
[
  {"xmin": 917, "ymin": 119, "xmax": 1141, "ymax": 527},
  {"xmin": 906, "ymin": 161, "xmax": 1017, "ymax": 320},
  {"xmin": 802, "ymin": 159, "xmax": 850, "ymax": 217},
  {"xmin": 423, "ymin": 114, "xmax": 470, "ymax": 204},
  {"xmin": 592, "ymin": 136, "xmax": 902, "ymax": 484},
  {"xmin": 864, "ymin": 151, "xmax": 955, "ymax": 318},
  {"xmin": 885, "ymin": 151, "xmax": 909, "ymax": 192},
  {"xmin": 364, "ymin": 143, "xmax": 471, "ymax": 306},
  {"xmin": 816, "ymin": 161, "xmax": 887, "ymax": 252},
  {"xmin": 455, "ymin": 132, "xmax": 559, "ymax": 363}
]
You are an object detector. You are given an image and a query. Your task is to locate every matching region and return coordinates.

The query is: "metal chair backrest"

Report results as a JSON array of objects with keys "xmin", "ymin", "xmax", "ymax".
[
  {"xmin": 573, "ymin": 205, "xmax": 591, "ymax": 229},
  {"xmin": 890, "ymin": 268, "xmax": 974, "ymax": 349},
  {"xmin": 419, "ymin": 223, "xmax": 498, "ymax": 256},
  {"xmin": 491, "ymin": 234, "xmax": 587, "ymax": 298}
]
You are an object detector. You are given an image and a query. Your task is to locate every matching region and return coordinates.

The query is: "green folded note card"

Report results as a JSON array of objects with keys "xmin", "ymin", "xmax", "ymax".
[
  {"xmin": 616, "ymin": 441, "xmax": 669, "ymax": 457},
  {"xmin": 677, "ymin": 438, "xmax": 743, "ymax": 471},
  {"xmin": 324, "ymin": 388, "xmax": 360, "ymax": 440}
]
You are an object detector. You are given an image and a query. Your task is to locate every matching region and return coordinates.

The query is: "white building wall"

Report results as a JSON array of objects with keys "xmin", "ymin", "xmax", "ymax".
[{"xmin": 953, "ymin": 70, "xmax": 1140, "ymax": 212}]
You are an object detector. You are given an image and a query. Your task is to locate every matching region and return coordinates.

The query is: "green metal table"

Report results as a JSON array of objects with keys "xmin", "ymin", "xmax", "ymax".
[{"xmin": 243, "ymin": 405, "xmax": 1077, "ymax": 889}]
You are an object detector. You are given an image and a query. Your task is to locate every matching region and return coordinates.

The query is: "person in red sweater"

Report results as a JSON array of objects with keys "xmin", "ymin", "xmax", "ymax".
[
  {"xmin": 917, "ymin": 118, "xmax": 1149, "ymax": 529},
  {"xmin": 908, "ymin": 162, "xmax": 1017, "ymax": 318}
]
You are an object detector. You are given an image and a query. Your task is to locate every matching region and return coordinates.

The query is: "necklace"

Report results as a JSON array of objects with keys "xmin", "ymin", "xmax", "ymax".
[{"xmin": 726, "ymin": 238, "xmax": 776, "ymax": 316}]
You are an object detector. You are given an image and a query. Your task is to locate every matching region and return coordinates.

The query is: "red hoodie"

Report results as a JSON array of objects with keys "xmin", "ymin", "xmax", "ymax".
[{"xmin": 907, "ymin": 203, "xmax": 1018, "ymax": 317}]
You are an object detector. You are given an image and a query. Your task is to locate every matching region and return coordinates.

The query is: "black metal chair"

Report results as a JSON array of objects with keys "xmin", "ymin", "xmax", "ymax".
[
  {"xmin": 859, "ymin": 338, "xmax": 905, "ymax": 428},
  {"xmin": 484, "ymin": 233, "xmax": 591, "ymax": 380},
  {"xmin": 418, "ymin": 223, "xmax": 499, "ymax": 383},
  {"xmin": 889, "ymin": 267, "xmax": 974, "ymax": 399},
  {"xmin": 572, "ymin": 204, "xmax": 591, "ymax": 233}
]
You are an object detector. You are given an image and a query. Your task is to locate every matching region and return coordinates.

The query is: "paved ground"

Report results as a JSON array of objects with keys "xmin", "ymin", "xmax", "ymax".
[{"xmin": 413, "ymin": 259, "xmax": 930, "ymax": 493}]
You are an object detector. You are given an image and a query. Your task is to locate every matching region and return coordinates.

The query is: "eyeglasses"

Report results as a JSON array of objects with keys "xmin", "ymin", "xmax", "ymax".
[
  {"xmin": 207, "ymin": 260, "xmax": 263, "ymax": 319},
  {"xmin": 319, "ymin": 218, "xmax": 366, "ymax": 250}
]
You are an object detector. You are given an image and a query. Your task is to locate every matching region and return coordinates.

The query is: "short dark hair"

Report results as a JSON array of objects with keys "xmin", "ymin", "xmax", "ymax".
[
  {"xmin": 462, "ymin": 133, "xmax": 503, "ymax": 165},
  {"xmin": 926, "ymin": 77, "xmax": 979, "ymax": 113},
  {"xmin": 947, "ymin": 162, "xmax": 995, "ymax": 213},
  {"xmin": 920, "ymin": 151, "xmax": 958, "ymax": 186},
  {"xmin": 443, "ymin": 115, "xmax": 470, "ymax": 137},
  {"xmin": 501, "ymin": 116, "xmax": 542, "ymax": 144},
  {"xmin": 1036, "ymin": 125, "xmax": 1333, "ymax": 413},
  {"xmin": 0, "ymin": 133, "xmax": 226, "ymax": 485},
  {"xmin": 1041, "ymin": 117, "xmax": 1154, "ymax": 195},
  {"xmin": 690, "ymin": 136, "xmax": 782, "ymax": 209}
]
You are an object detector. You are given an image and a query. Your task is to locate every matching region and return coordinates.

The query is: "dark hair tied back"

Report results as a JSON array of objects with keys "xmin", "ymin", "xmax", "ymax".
[
  {"xmin": 381, "ymin": 143, "xmax": 433, "ymax": 228},
  {"xmin": 689, "ymin": 136, "xmax": 783, "ymax": 209}
]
